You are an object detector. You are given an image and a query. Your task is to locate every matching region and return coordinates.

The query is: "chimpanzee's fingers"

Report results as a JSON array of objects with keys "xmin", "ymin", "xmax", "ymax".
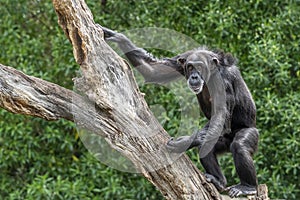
[{"xmin": 97, "ymin": 25, "xmax": 117, "ymax": 39}]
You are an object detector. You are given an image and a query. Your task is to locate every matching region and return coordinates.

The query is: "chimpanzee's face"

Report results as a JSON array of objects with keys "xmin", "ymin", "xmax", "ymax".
[
  {"xmin": 185, "ymin": 59, "xmax": 205, "ymax": 94},
  {"xmin": 178, "ymin": 51, "xmax": 216, "ymax": 94}
]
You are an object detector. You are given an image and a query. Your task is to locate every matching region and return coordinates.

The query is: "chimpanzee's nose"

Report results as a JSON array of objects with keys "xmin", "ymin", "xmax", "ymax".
[
  {"xmin": 189, "ymin": 73, "xmax": 201, "ymax": 86},
  {"xmin": 191, "ymin": 74, "xmax": 198, "ymax": 80}
]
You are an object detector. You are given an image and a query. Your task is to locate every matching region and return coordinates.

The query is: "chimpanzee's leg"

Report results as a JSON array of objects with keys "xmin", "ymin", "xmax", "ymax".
[
  {"xmin": 227, "ymin": 127, "xmax": 259, "ymax": 198},
  {"xmin": 200, "ymin": 136, "xmax": 232, "ymax": 191}
]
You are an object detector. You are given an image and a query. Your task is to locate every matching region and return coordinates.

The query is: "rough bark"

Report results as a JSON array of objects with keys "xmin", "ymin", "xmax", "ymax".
[
  {"xmin": 0, "ymin": 0, "xmax": 270, "ymax": 199},
  {"xmin": 0, "ymin": 64, "xmax": 76, "ymax": 121}
]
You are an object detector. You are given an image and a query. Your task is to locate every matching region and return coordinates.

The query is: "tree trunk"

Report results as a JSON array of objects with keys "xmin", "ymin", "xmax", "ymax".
[
  {"xmin": 0, "ymin": 0, "xmax": 269, "ymax": 199},
  {"xmin": 0, "ymin": 0, "xmax": 219, "ymax": 198}
]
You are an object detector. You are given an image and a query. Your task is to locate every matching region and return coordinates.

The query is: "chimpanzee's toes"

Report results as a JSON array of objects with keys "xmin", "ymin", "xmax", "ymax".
[{"xmin": 226, "ymin": 184, "xmax": 256, "ymax": 198}]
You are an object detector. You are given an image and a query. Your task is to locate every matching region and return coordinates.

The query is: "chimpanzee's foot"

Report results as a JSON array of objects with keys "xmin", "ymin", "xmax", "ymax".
[
  {"xmin": 226, "ymin": 184, "xmax": 257, "ymax": 198},
  {"xmin": 205, "ymin": 173, "xmax": 226, "ymax": 192}
]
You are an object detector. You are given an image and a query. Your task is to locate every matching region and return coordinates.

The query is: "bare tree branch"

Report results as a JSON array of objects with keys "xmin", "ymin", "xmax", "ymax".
[
  {"xmin": 0, "ymin": 63, "xmax": 109, "ymax": 135},
  {"xmin": 52, "ymin": 0, "xmax": 220, "ymax": 199},
  {"xmin": 0, "ymin": 64, "xmax": 74, "ymax": 121}
]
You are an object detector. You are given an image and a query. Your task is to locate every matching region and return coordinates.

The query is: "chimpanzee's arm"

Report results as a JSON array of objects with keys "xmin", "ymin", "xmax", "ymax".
[{"xmin": 100, "ymin": 26, "xmax": 184, "ymax": 84}]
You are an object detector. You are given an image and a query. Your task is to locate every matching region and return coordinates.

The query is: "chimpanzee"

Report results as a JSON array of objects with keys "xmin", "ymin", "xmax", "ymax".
[{"xmin": 101, "ymin": 26, "xmax": 259, "ymax": 198}]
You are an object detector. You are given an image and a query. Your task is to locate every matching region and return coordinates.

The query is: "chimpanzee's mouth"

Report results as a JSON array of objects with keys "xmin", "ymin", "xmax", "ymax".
[
  {"xmin": 191, "ymin": 86, "xmax": 202, "ymax": 94},
  {"xmin": 188, "ymin": 80, "xmax": 204, "ymax": 94}
]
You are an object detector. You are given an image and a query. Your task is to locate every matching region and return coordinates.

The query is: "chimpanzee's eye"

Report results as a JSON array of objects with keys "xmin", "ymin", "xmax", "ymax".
[{"xmin": 187, "ymin": 64, "xmax": 193, "ymax": 72}]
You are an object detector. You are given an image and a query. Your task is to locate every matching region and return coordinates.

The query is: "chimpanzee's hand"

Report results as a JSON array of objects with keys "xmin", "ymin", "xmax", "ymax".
[
  {"xmin": 99, "ymin": 25, "xmax": 126, "ymax": 43},
  {"xmin": 166, "ymin": 136, "xmax": 193, "ymax": 153}
]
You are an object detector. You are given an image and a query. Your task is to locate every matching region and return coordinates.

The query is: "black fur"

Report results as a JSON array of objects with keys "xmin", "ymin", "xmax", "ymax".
[{"xmin": 101, "ymin": 26, "xmax": 259, "ymax": 198}]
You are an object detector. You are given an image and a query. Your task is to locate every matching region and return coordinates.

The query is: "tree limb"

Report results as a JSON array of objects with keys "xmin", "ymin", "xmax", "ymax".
[
  {"xmin": 0, "ymin": 64, "xmax": 74, "ymax": 121},
  {"xmin": 53, "ymin": 0, "xmax": 221, "ymax": 199}
]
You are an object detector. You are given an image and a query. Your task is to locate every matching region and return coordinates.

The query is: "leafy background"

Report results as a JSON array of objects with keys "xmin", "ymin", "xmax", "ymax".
[{"xmin": 0, "ymin": 0, "xmax": 299, "ymax": 199}]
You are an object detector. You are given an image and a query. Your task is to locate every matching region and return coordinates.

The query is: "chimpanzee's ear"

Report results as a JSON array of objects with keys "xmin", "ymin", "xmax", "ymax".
[
  {"xmin": 177, "ymin": 57, "xmax": 186, "ymax": 65},
  {"xmin": 212, "ymin": 56, "xmax": 219, "ymax": 65}
]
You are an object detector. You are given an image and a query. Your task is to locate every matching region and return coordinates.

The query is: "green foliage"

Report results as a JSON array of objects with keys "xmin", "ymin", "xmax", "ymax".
[{"xmin": 1, "ymin": 0, "xmax": 299, "ymax": 199}]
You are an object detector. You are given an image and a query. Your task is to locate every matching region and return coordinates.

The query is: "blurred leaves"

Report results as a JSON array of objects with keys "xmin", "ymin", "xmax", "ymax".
[{"xmin": 1, "ymin": 0, "xmax": 300, "ymax": 199}]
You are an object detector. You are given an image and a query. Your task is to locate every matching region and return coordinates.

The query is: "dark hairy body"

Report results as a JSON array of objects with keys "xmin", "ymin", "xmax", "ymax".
[{"xmin": 101, "ymin": 26, "xmax": 259, "ymax": 198}]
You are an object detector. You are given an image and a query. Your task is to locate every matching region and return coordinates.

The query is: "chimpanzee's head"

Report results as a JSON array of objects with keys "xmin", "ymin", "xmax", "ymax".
[{"xmin": 177, "ymin": 50, "xmax": 219, "ymax": 94}]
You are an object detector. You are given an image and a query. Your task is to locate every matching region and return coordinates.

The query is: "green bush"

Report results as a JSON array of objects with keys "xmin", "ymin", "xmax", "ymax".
[{"xmin": 1, "ymin": 0, "xmax": 299, "ymax": 199}]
